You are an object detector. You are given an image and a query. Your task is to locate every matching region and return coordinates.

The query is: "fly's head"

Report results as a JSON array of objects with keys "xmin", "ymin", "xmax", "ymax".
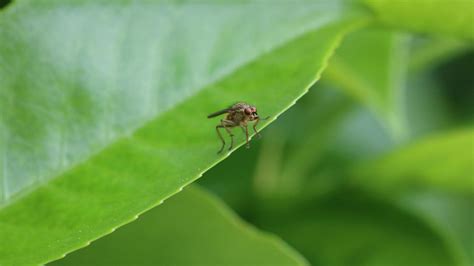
[{"xmin": 244, "ymin": 106, "xmax": 259, "ymax": 121}]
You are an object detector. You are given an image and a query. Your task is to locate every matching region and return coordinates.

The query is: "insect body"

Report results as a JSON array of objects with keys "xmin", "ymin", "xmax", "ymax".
[{"xmin": 208, "ymin": 102, "xmax": 268, "ymax": 153}]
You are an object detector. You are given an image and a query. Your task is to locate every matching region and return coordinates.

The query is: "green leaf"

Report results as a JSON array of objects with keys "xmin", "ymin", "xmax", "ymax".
[
  {"xmin": 323, "ymin": 27, "xmax": 409, "ymax": 138},
  {"xmin": 363, "ymin": 0, "xmax": 474, "ymax": 40},
  {"xmin": 0, "ymin": 0, "xmax": 368, "ymax": 264},
  {"xmin": 51, "ymin": 185, "xmax": 307, "ymax": 266},
  {"xmin": 351, "ymin": 128, "xmax": 474, "ymax": 194},
  {"xmin": 0, "ymin": 0, "xmax": 357, "ymax": 202},
  {"xmin": 252, "ymin": 190, "xmax": 462, "ymax": 266}
]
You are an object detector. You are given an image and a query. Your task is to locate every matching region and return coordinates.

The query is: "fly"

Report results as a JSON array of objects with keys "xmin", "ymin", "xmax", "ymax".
[{"xmin": 208, "ymin": 102, "xmax": 269, "ymax": 153}]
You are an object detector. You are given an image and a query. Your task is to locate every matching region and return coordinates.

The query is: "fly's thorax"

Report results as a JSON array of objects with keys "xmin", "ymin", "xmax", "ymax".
[
  {"xmin": 233, "ymin": 111, "xmax": 246, "ymax": 122},
  {"xmin": 232, "ymin": 102, "xmax": 250, "ymax": 109}
]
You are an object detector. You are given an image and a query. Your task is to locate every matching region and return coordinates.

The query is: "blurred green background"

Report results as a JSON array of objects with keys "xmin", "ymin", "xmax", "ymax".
[
  {"xmin": 1, "ymin": 0, "xmax": 473, "ymax": 265},
  {"xmin": 198, "ymin": 31, "xmax": 474, "ymax": 266}
]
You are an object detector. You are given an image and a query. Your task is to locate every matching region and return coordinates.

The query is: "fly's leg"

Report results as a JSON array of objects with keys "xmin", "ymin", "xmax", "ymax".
[
  {"xmin": 222, "ymin": 120, "xmax": 235, "ymax": 151},
  {"xmin": 216, "ymin": 119, "xmax": 236, "ymax": 153},
  {"xmin": 241, "ymin": 125, "xmax": 250, "ymax": 148},
  {"xmin": 253, "ymin": 118, "xmax": 261, "ymax": 139},
  {"xmin": 215, "ymin": 125, "xmax": 226, "ymax": 154}
]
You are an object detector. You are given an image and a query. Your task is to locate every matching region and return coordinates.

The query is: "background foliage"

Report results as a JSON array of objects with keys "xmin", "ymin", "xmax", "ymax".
[{"xmin": 0, "ymin": 0, "xmax": 472, "ymax": 265}]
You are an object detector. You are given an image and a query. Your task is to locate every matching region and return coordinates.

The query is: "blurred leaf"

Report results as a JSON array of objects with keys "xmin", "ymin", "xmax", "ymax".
[
  {"xmin": 0, "ymin": 0, "xmax": 369, "ymax": 264},
  {"xmin": 399, "ymin": 192, "xmax": 474, "ymax": 266},
  {"xmin": 51, "ymin": 185, "xmax": 307, "ymax": 266},
  {"xmin": 351, "ymin": 128, "xmax": 474, "ymax": 194},
  {"xmin": 363, "ymin": 0, "xmax": 474, "ymax": 40},
  {"xmin": 254, "ymin": 85, "xmax": 356, "ymax": 198},
  {"xmin": 252, "ymin": 190, "xmax": 462, "ymax": 266},
  {"xmin": 324, "ymin": 27, "xmax": 409, "ymax": 138},
  {"xmin": 409, "ymin": 38, "xmax": 473, "ymax": 72}
]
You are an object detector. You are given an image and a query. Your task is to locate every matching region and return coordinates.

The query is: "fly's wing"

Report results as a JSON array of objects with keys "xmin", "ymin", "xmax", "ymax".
[
  {"xmin": 207, "ymin": 103, "xmax": 245, "ymax": 118},
  {"xmin": 207, "ymin": 108, "xmax": 231, "ymax": 118}
]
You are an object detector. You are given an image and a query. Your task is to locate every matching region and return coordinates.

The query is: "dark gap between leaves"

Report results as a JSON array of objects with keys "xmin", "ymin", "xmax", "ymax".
[
  {"xmin": 434, "ymin": 49, "xmax": 474, "ymax": 121},
  {"xmin": 0, "ymin": 0, "xmax": 12, "ymax": 9}
]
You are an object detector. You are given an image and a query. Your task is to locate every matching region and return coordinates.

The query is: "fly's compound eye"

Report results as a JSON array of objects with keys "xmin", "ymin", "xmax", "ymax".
[{"xmin": 244, "ymin": 108, "xmax": 252, "ymax": 115}]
